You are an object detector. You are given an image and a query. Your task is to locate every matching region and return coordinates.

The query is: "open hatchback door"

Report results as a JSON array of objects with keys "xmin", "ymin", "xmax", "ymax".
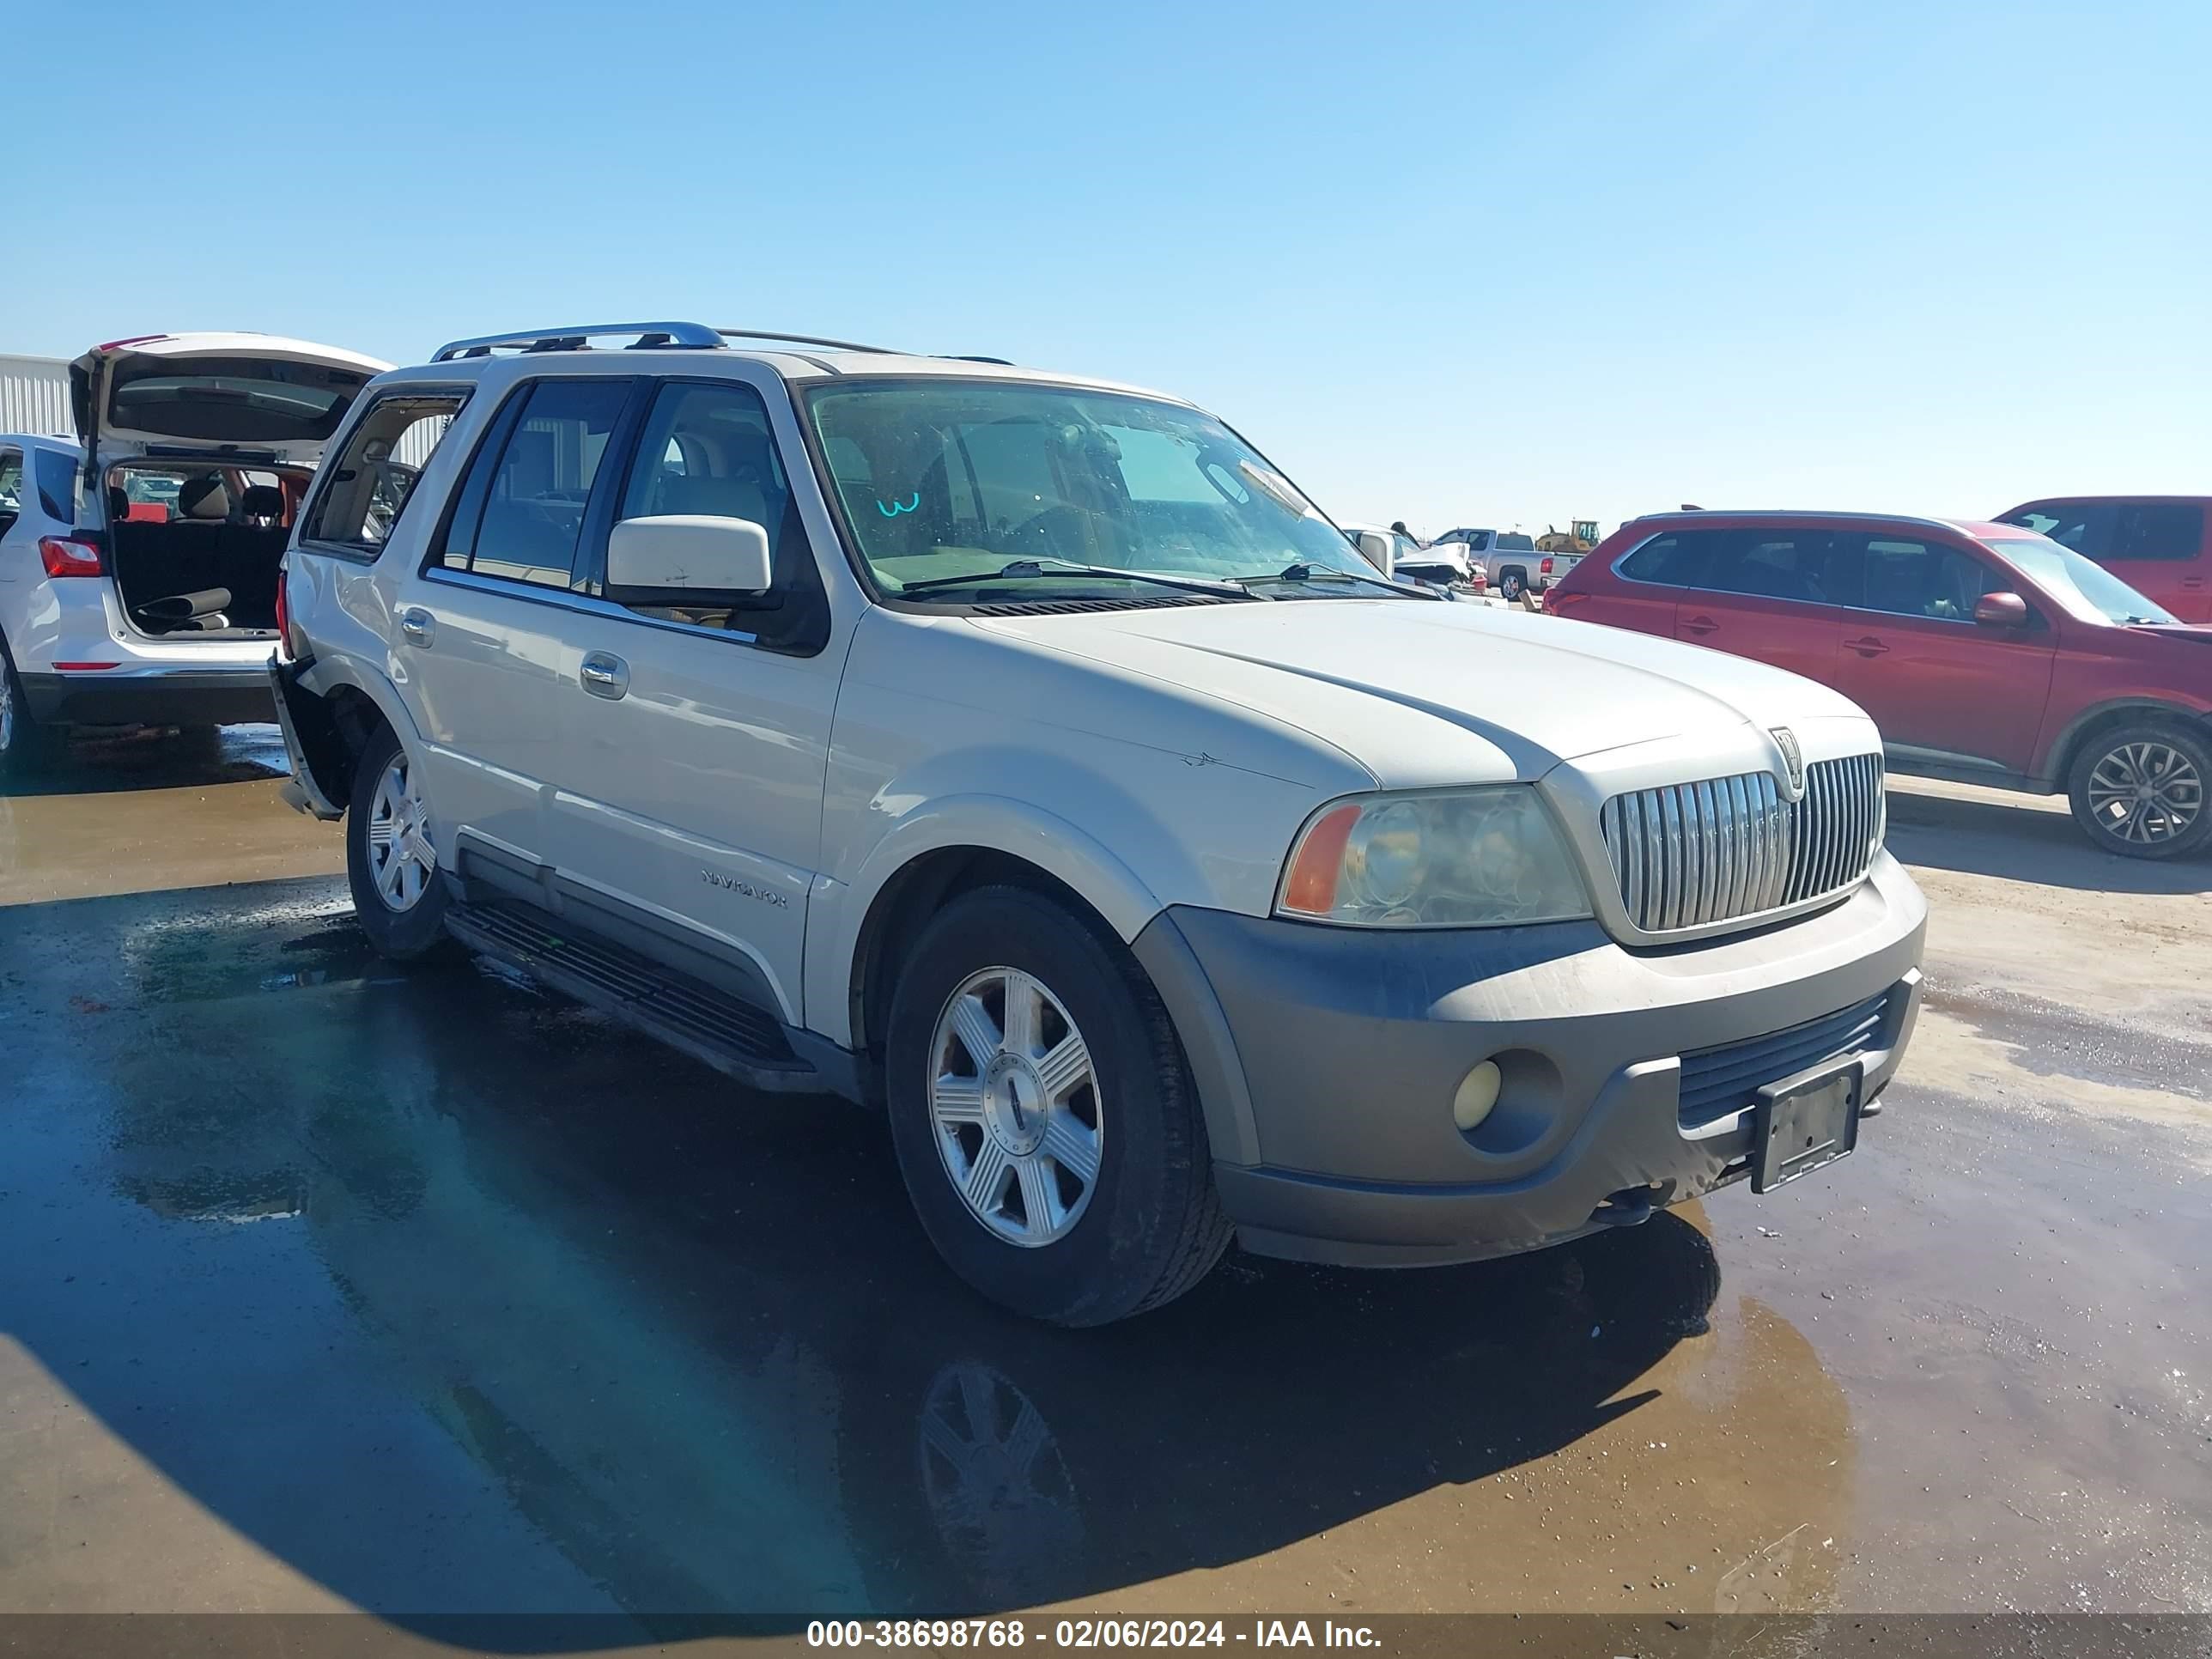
[{"xmin": 64, "ymin": 333, "xmax": 391, "ymax": 644}]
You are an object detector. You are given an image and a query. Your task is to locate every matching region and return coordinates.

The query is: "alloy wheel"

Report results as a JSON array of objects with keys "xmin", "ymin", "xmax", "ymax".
[
  {"xmin": 367, "ymin": 753, "xmax": 437, "ymax": 911},
  {"xmin": 2085, "ymin": 740, "xmax": 2203, "ymax": 848},
  {"xmin": 928, "ymin": 966, "xmax": 1103, "ymax": 1247}
]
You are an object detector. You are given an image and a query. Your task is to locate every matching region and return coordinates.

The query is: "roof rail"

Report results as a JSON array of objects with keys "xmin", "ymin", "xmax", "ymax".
[
  {"xmin": 430, "ymin": 321, "xmax": 725, "ymax": 362},
  {"xmin": 714, "ymin": 327, "xmax": 900, "ymax": 354}
]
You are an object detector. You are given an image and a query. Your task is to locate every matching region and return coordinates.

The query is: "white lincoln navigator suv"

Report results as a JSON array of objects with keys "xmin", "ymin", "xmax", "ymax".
[{"xmin": 271, "ymin": 322, "xmax": 1926, "ymax": 1325}]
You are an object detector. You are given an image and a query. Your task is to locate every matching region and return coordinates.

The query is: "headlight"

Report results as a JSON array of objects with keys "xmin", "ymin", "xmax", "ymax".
[{"xmin": 1276, "ymin": 787, "xmax": 1592, "ymax": 928}]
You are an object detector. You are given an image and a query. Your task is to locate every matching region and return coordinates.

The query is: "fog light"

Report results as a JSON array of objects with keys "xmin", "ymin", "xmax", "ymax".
[{"xmin": 1453, "ymin": 1060, "xmax": 1503, "ymax": 1132}]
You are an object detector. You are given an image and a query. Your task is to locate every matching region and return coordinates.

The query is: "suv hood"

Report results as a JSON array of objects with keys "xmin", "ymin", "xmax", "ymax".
[
  {"xmin": 70, "ymin": 333, "xmax": 392, "ymax": 467},
  {"xmin": 975, "ymin": 599, "xmax": 1869, "ymax": 788}
]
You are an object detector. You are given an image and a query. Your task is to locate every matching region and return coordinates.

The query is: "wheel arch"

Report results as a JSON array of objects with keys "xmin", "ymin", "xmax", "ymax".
[
  {"xmin": 2042, "ymin": 697, "xmax": 2212, "ymax": 787},
  {"xmin": 296, "ymin": 654, "xmax": 425, "ymax": 799}
]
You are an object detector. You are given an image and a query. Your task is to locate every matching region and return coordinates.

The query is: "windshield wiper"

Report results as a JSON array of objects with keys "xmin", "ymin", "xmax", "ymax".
[
  {"xmin": 1231, "ymin": 562, "xmax": 1438, "ymax": 599},
  {"xmin": 896, "ymin": 559, "xmax": 1251, "ymax": 600}
]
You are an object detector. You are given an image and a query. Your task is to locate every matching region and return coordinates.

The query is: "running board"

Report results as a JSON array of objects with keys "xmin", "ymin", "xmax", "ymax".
[{"xmin": 446, "ymin": 899, "xmax": 826, "ymax": 1094}]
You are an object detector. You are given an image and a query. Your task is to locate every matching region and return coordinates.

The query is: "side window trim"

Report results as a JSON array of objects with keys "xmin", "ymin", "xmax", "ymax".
[
  {"xmin": 422, "ymin": 375, "xmax": 642, "ymax": 590},
  {"xmin": 575, "ymin": 374, "xmax": 830, "ymax": 656},
  {"xmin": 297, "ymin": 384, "xmax": 473, "ymax": 562}
]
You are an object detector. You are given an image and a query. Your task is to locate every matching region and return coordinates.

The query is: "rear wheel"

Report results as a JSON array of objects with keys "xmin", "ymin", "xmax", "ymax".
[
  {"xmin": 884, "ymin": 885, "xmax": 1231, "ymax": 1325},
  {"xmin": 1498, "ymin": 568, "xmax": 1527, "ymax": 603},
  {"xmin": 2066, "ymin": 720, "xmax": 2212, "ymax": 860},
  {"xmin": 0, "ymin": 641, "xmax": 65, "ymax": 781},
  {"xmin": 346, "ymin": 723, "xmax": 454, "ymax": 958}
]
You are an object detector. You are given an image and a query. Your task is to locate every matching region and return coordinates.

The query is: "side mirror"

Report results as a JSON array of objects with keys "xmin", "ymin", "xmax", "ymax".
[
  {"xmin": 1973, "ymin": 591, "xmax": 2030, "ymax": 629},
  {"xmin": 1353, "ymin": 529, "xmax": 1394, "ymax": 573},
  {"xmin": 605, "ymin": 514, "xmax": 773, "ymax": 605}
]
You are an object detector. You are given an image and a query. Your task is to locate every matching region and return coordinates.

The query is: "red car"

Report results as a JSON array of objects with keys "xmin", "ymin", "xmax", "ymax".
[
  {"xmin": 1545, "ymin": 511, "xmax": 2212, "ymax": 859},
  {"xmin": 1995, "ymin": 496, "xmax": 2210, "ymax": 624}
]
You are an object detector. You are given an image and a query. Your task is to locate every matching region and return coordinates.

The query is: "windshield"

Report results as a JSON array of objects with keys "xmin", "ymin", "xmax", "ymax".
[
  {"xmin": 1988, "ymin": 538, "xmax": 2177, "ymax": 626},
  {"xmin": 803, "ymin": 380, "xmax": 1376, "ymax": 600}
]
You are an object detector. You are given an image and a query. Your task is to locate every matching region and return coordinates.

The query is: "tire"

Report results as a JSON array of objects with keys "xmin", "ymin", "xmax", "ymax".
[
  {"xmin": 1498, "ymin": 569, "xmax": 1526, "ymax": 603},
  {"xmin": 345, "ymin": 722, "xmax": 455, "ymax": 959},
  {"xmin": 884, "ymin": 884, "xmax": 1232, "ymax": 1326},
  {"xmin": 2065, "ymin": 720, "xmax": 2212, "ymax": 860},
  {"xmin": 0, "ymin": 640, "xmax": 65, "ymax": 782}
]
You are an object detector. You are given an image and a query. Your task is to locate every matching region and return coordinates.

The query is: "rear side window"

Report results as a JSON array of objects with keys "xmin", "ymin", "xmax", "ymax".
[
  {"xmin": 1618, "ymin": 529, "xmax": 1722, "ymax": 584},
  {"xmin": 303, "ymin": 392, "xmax": 468, "ymax": 556},
  {"xmin": 2113, "ymin": 502, "xmax": 2203, "ymax": 562},
  {"xmin": 0, "ymin": 450, "xmax": 21, "ymax": 536},
  {"xmin": 34, "ymin": 450, "xmax": 78, "ymax": 524},
  {"xmin": 440, "ymin": 380, "xmax": 631, "ymax": 590},
  {"xmin": 1698, "ymin": 531, "xmax": 1835, "ymax": 604}
]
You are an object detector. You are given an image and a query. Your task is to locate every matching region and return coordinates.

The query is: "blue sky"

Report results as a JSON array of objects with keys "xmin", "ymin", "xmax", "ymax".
[{"xmin": 10, "ymin": 0, "xmax": 2207, "ymax": 536}]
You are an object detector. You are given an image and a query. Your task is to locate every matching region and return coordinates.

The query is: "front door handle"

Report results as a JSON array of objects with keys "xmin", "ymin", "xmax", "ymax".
[
  {"xmin": 398, "ymin": 607, "xmax": 434, "ymax": 647},
  {"xmin": 579, "ymin": 652, "xmax": 629, "ymax": 700},
  {"xmin": 2181, "ymin": 576, "xmax": 2204, "ymax": 589},
  {"xmin": 1680, "ymin": 613, "xmax": 1719, "ymax": 636},
  {"xmin": 1845, "ymin": 635, "xmax": 1889, "ymax": 657}
]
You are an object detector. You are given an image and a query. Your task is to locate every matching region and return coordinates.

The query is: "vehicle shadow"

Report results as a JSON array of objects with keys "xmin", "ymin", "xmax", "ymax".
[
  {"xmin": 1885, "ymin": 784, "xmax": 2212, "ymax": 894},
  {"xmin": 0, "ymin": 721, "xmax": 288, "ymax": 799},
  {"xmin": 1, "ymin": 882, "xmax": 1846, "ymax": 1640}
]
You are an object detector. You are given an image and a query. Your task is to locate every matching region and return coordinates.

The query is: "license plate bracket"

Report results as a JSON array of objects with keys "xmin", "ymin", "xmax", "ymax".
[{"xmin": 1751, "ymin": 1061, "xmax": 1863, "ymax": 1194}]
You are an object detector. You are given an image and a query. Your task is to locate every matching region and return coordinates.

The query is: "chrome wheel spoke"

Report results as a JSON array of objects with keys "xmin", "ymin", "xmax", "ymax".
[
  {"xmin": 951, "ymin": 994, "xmax": 1003, "ymax": 1071},
  {"xmin": 1014, "ymin": 1157, "xmax": 1060, "ymax": 1237},
  {"xmin": 1042, "ymin": 1111, "xmax": 1099, "ymax": 1184},
  {"xmin": 933, "ymin": 1075, "xmax": 988, "ymax": 1125},
  {"xmin": 964, "ymin": 1137, "xmax": 1012, "ymax": 1213},
  {"xmin": 1034, "ymin": 1033, "xmax": 1091, "ymax": 1102},
  {"xmin": 1000, "ymin": 970, "xmax": 1039, "ymax": 1058},
  {"xmin": 366, "ymin": 755, "xmax": 435, "ymax": 913}
]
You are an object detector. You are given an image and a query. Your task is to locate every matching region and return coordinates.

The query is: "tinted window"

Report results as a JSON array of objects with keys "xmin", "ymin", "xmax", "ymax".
[
  {"xmin": 0, "ymin": 451, "xmax": 21, "ymax": 535},
  {"xmin": 305, "ymin": 392, "xmax": 467, "ymax": 554},
  {"xmin": 1846, "ymin": 536, "xmax": 2002, "ymax": 622},
  {"xmin": 1495, "ymin": 532, "xmax": 1534, "ymax": 552},
  {"xmin": 612, "ymin": 380, "xmax": 828, "ymax": 653},
  {"xmin": 2113, "ymin": 502, "xmax": 2203, "ymax": 562},
  {"xmin": 34, "ymin": 450, "xmax": 77, "ymax": 525},
  {"xmin": 1697, "ymin": 530, "xmax": 1834, "ymax": 603},
  {"xmin": 443, "ymin": 380, "xmax": 629, "ymax": 589},
  {"xmin": 1999, "ymin": 501, "xmax": 2117, "ymax": 560},
  {"xmin": 1619, "ymin": 529, "xmax": 1720, "ymax": 585},
  {"xmin": 106, "ymin": 356, "xmax": 370, "ymax": 444}
]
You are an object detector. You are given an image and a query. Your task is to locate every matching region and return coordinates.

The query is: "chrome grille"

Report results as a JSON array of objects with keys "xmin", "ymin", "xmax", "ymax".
[{"xmin": 1598, "ymin": 754, "xmax": 1884, "ymax": 934}]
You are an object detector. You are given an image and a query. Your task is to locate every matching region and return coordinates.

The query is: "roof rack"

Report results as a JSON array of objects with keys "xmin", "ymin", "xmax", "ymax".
[
  {"xmin": 430, "ymin": 322, "xmax": 725, "ymax": 361},
  {"xmin": 428, "ymin": 320, "xmax": 1012, "ymax": 368}
]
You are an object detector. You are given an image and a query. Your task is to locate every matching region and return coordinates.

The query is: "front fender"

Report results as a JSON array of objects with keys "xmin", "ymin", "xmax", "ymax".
[{"xmin": 805, "ymin": 791, "xmax": 1169, "ymax": 1054}]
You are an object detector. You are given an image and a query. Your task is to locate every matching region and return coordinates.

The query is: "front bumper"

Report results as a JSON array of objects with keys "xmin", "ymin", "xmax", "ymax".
[
  {"xmin": 20, "ymin": 667, "xmax": 276, "ymax": 728},
  {"xmin": 1135, "ymin": 852, "xmax": 1927, "ymax": 1267}
]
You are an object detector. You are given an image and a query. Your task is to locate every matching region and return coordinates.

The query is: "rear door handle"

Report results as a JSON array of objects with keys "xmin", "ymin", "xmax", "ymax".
[
  {"xmin": 579, "ymin": 651, "xmax": 629, "ymax": 700},
  {"xmin": 1680, "ymin": 613, "xmax": 1719, "ymax": 636},
  {"xmin": 1846, "ymin": 635, "xmax": 1889, "ymax": 657},
  {"xmin": 2181, "ymin": 576, "xmax": 2205, "ymax": 589},
  {"xmin": 398, "ymin": 607, "xmax": 434, "ymax": 647}
]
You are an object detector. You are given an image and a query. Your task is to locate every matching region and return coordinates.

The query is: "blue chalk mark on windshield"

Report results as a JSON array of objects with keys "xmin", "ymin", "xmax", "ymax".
[{"xmin": 877, "ymin": 493, "xmax": 921, "ymax": 518}]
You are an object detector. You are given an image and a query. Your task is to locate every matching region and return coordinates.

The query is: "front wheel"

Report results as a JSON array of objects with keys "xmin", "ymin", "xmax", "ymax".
[
  {"xmin": 2066, "ymin": 721, "xmax": 2212, "ymax": 860},
  {"xmin": 345, "ymin": 723, "xmax": 454, "ymax": 957},
  {"xmin": 884, "ymin": 885, "xmax": 1231, "ymax": 1325}
]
